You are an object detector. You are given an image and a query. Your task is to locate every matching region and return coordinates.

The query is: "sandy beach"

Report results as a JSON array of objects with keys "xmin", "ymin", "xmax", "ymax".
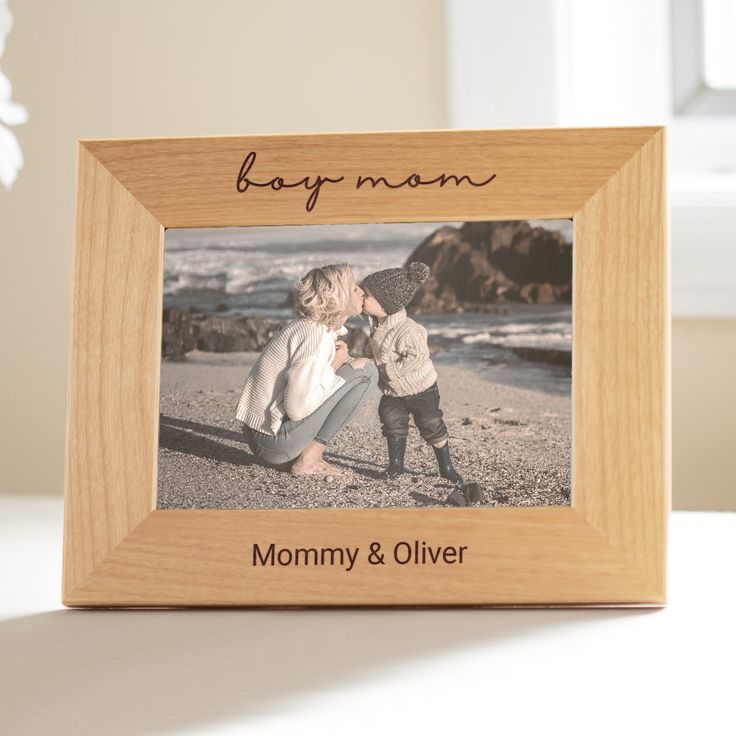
[{"xmin": 157, "ymin": 351, "xmax": 571, "ymax": 509}]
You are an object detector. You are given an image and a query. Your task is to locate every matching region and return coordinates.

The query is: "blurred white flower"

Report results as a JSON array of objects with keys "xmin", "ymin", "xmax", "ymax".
[{"xmin": 0, "ymin": 1, "xmax": 27, "ymax": 190}]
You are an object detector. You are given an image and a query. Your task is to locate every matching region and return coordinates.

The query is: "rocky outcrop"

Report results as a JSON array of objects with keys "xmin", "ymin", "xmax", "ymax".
[
  {"xmin": 163, "ymin": 308, "xmax": 370, "ymax": 360},
  {"xmin": 162, "ymin": 308, "xmax": 196, "ymax": 360},
  {"xmin": 406, "ymin": 221, "xmax": 572, "ymax": 313},
  {"xmin": 162, "ymin": 308, "xmax": 280, "ymax": 360},
  {"xmin": 510, "ymin": 347, "xmax": 572, "ymax": 368}
]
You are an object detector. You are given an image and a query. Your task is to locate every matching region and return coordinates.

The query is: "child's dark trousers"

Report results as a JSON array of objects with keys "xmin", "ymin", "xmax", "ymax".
[{"xmin": 378, "ymin": 382, "xmax": 449, "ymax": 445}]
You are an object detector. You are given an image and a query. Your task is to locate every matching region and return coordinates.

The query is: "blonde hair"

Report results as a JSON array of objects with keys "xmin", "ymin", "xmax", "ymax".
[{"xmin": 294, "ymin": 263, "xmax": 354, "ymax": 330}]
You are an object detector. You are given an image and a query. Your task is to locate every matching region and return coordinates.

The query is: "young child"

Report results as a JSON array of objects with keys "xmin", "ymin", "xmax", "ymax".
[{"xmin": 361, "ymin": 262, "xmax": 468, "ymax": 506}]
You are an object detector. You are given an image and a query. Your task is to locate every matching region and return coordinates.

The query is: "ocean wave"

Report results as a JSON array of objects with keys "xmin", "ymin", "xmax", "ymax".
[
  {"xmin": 163, "ymin": 242, "xmax": 415, "ymax": 297},
  {"xmin": 424, "ymin": 315, "xmax": 572, "ymax": 352},
  {"xmin": 490, "ymin": 321, "xmax": 571, "ymax": 335},
  {"xmin": 163, "ymin": 271, "xmax": 229, "ymax": 293},
  {"xmin": 164, "ymin": 222, "xmax": 465, "ymax": 252},
  {"xmin": 460, "ymin": 331, "xmax": 571, "ymax": 351},
  {"xmin": 163, "ymin": 220, "xmax": 573, "ymax": 302}
]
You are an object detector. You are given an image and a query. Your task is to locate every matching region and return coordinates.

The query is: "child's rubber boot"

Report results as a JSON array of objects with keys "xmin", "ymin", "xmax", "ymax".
[
  {"xmin": 380, "ymin": 436, "xmax": 407, "ymax": 480},
  {"xmin": 433, "ymin": 441, "xmax": 464, "ymax": 486}
]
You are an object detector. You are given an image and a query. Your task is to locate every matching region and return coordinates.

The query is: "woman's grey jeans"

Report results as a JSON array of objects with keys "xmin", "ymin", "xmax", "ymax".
[{"xmin": 242, "ymin": 361, "xmax": 378, "ymax": 465}]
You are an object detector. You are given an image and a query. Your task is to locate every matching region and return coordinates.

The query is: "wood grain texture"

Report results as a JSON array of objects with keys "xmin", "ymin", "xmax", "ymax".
[
  {"xmin": 63, "ymin": 146, "xmax": 163, "ymax": 595},
  {"xmin": 82, "ymin": 127, "xmax": 657, "ymax": 226},
  {"xmin": 63, "ymin": 127, "xmax": 670, "ymax": 607}
]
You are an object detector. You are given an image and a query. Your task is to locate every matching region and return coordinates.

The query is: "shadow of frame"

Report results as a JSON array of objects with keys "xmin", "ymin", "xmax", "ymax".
[{"xmin": 0, "ymin": 607, "xmax": 659, "ymax": 735}]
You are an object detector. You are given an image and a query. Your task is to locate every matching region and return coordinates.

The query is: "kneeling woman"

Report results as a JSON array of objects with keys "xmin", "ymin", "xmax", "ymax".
[{"xmin": 236, "ymin": 264, "xmax": 378, "ymax": 476}]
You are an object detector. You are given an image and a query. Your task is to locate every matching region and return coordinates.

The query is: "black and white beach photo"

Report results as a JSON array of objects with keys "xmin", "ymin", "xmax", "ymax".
[{"xmin": 157, "ymin": 219, "xmax": 572, "ymax": 509}]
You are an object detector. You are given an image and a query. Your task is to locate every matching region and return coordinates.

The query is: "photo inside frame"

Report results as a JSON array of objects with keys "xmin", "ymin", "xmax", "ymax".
[{"xmin": 157, "ymin": 220, "xmax": 573, "ymax": 510}]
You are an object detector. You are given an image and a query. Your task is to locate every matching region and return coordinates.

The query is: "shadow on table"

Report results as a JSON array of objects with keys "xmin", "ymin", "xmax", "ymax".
[{"xmin": 0, "ymin": 606, "xmax": 660, "ymax": 735}]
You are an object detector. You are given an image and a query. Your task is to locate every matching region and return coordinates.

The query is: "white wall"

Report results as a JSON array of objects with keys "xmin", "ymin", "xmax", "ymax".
[{"xmin": 0, "ymin": 0, "xmax": 448, "ymax": 495}]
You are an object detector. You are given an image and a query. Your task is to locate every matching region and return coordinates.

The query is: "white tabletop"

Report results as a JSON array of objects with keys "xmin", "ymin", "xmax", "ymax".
[{"xmin": 1, "ymin": 496, "xmax": 733, "ymax": 736}]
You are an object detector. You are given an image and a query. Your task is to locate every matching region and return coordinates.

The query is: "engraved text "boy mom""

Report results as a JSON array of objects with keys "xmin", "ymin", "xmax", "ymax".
[{"xmin": 235, "ymin": 151, "xmax": 497, "ymax": 213}]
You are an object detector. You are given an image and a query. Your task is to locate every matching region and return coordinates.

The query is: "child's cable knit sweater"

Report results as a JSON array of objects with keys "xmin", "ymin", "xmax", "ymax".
[{"xmin": 368, "ymin": 309, "xmax": 437, "ymax": 397}]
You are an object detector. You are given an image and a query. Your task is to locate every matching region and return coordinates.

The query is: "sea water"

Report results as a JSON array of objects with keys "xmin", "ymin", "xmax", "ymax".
[{"xmin": 163, "ymin": 222, "xmax": 572, "ymax": 396}]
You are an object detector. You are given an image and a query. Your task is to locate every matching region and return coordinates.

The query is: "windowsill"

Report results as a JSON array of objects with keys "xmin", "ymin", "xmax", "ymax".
[
  {"xmin": 670, "ymin": 173, "xmax": 736, "ymax": 318},
  {"xmin": 670, "ymin": 172, "xmax": 736, "ymax": 207}
]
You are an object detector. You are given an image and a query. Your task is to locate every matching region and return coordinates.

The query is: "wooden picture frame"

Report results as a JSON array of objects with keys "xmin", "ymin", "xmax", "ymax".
[{"xmin": 63, "ymin": 126, "xmax": 670, "ymax": 607}]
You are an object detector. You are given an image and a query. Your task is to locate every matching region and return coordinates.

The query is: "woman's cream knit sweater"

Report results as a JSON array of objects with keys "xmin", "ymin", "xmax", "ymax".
[
  {"xmin": 368, "ymin": 309, "xmax": 437, "ymax": 397},
  {"xmin": 236, "ymin": 318, "xmax": 346, "ymax": 435}
]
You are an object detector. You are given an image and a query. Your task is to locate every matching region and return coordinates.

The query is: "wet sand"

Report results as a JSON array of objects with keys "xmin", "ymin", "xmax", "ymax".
[{"xmin": 157, "ymin": 351, "xmax": 571, "ymax": 509}]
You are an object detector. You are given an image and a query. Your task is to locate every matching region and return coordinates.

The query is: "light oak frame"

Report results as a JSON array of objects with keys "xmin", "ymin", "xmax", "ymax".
[{"xmin": 63, "ymin": 127, "xmax": 670, "ymax": 607}]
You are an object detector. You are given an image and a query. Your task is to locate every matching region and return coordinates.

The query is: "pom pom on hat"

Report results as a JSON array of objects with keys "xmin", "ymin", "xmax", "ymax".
[{"xmin": 407, "ymin": 261, "xmax": 430, "ymax": 284}]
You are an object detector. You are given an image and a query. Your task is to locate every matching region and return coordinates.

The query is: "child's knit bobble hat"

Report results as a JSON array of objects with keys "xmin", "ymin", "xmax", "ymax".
[{"xmin": 362, "ymin": 261, "xmax": 430, "ymax": 315}]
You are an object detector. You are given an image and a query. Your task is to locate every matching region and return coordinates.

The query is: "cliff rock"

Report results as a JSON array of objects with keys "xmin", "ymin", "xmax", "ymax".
[{"xmin": 407, "ymin": 221, "xmax": 572, "ymax": 313}]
